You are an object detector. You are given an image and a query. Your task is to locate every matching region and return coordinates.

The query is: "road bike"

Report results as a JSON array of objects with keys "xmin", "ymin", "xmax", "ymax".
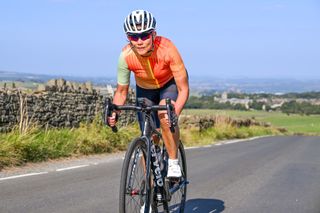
[{"xmin": 104, "ymin": 97, "xmax": 188, "ymax": 213}]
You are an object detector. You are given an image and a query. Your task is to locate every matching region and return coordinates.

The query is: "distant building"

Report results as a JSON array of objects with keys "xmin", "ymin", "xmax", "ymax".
[
  {"xmin": 96, "ymin": 84, "xmax": 115, "ymax": 96},
  {"xmin": 106, "ymin": 85, "xmax": 114, "ymax": 96},
  {"xmin": 221, "ymin": 92, "xmax": 228, "ymax": 100}
]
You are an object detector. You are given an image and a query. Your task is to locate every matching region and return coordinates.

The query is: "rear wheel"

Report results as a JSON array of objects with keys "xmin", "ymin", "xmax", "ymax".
[{"xmin": 119, "ymin": 138, "xmax": 152, "ymax": 213}]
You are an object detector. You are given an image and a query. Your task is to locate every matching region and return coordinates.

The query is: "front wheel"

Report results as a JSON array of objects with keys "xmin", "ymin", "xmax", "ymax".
[
  {"xmin": 164, "ymin": 141, "xmax": 187, "ymax": 213},
  {"xmin": 119, "ymin": 138, "xmax": 152, "ymax": 213}
]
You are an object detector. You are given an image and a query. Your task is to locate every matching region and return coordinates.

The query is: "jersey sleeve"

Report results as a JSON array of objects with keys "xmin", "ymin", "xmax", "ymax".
[
  {"xmin": 168, "ymin": 42, "xmax": 187, "ymax": 79},
  {"xmin": 117, "ymin": 51, "xmax": 131, "ymax": 85}
]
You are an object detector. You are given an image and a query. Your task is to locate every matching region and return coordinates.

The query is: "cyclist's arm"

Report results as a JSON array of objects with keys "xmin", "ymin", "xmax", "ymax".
[
  {"xmin": 174, "ymin": 74, "xmax": 189, "ymax": 116},
  {"xmin": 108, "ymin": 52, "xmax": 130, "ymax": 127},
  {"xmin": 113, "ymin": 84, "xmax": 129, "ymax": 105},
  {"xmin": 114, "ymin": 51, "xmax": 131, "ymax": 105},
  {"xmin": 168, "ymin": 42, "xmax": 189, "ymax": 116}
]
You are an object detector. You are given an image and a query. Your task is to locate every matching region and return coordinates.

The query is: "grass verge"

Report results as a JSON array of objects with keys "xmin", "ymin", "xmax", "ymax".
[
  {"xmin": 0, "ymin": 113, "xmax": 283, "ymax": 170},
  {"xmin": 180, "ymin": 124, "xmax": 281, "ymax": 147},
  {"xmin": 0, "ymin": 119, "xmax": 140, "ymax": 170}
]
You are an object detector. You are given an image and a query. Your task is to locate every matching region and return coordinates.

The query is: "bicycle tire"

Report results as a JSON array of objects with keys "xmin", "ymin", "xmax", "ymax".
[
  {"xmin": 164, "ymin": 141, "xmax": 187, "ymax": 213},
  {"xmin": 119, "ymin": 137, "xmax": 152, "ymax": 213}
]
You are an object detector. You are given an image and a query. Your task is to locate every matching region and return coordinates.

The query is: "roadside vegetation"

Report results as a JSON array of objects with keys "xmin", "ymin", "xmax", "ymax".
[
  {"xmin": 0, "ymin": 113, "xmax": 283, "ymax": 170},
  {"xmin": 0, "ymin": 119, "xmax": 140, "ymax": 170},
  {"xmin": 3, "ymin": 107, "xmax": 318, "ymax": 170},
  {"xmin": 181, "ymin": 125, "xmax": 279, "ymax": 147}
]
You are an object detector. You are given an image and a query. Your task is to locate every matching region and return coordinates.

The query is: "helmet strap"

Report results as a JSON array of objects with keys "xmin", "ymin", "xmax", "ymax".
[{"xmin": 145, "ymin": 34, "xmax": 155, "ymax": 55}]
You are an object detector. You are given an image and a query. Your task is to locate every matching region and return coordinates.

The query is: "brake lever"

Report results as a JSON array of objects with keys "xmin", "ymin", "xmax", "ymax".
[{"xmin": 165, "ymin": 98, "xmax": 176, "ymax": 133}]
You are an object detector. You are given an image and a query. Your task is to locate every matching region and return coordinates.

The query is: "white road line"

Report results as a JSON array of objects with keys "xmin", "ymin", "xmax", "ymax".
[
  {"xmin": 187, "ymin": 136, "xmax": 270, "ymax": 149},
  {"xmin": 0, "ymin": 172, "xmax": 48, "ymax": 181},
  {"xmin": 225, "ymin": 139, "xmax": 244, "ymax": 144},
  {"xmin": 215, "ymin": 136, "xmax": 270, "ymax": 146},
  {"xmin": 56, "ymin": 164, "xmax": 89, "ymax": 172},
  {"xmin": 185, "ymin": 146, "xmax": 200, "ymax": 150}
]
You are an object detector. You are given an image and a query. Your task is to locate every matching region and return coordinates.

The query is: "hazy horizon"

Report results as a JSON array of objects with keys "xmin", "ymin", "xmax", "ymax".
[{"xmin": 3, "ymin": 69, "xmax": 320, "ymax": 82}]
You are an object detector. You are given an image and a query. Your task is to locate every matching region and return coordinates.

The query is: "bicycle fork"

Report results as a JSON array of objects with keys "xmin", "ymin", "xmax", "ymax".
[{"xmin": 149, "ymin": 142, "xmax": 166, "ymax": 202}]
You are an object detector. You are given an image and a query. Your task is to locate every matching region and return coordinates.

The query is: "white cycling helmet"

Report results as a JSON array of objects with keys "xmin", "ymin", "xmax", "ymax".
[{"xmin": 124, "ymin": 10, "xmax": 156, "ymax": 34}]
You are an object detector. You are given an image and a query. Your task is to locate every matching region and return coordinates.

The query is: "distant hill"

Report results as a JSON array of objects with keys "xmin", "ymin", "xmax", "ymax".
[
  {"xmin": 0, "ymin": 70, "xmax": 116, "ymax": 85},
  {"xmin": 189, "ymin": 77, "xmax": 320, "ymax": 94},
  {"xmin": 1, "ymin": 70, "xmax": 320, "ymax": 93},
  {"xmin": 0, "ymin": 70, "xmax": 52, "ymax": 82}
]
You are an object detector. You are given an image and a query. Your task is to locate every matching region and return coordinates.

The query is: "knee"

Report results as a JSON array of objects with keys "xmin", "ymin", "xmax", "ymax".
[{"xmin": 158, "ymin": 112, "xmax": 170, "ymax": 129}]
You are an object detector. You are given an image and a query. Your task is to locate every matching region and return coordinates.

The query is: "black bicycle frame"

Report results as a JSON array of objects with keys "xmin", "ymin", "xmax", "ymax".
[
  {"xmin": 105, "ymin": 97, "xmax": 177, "ymax": 207},
  {"xmin": 141, "ymin": 111, "xmax": 166, "ymax": 201}
]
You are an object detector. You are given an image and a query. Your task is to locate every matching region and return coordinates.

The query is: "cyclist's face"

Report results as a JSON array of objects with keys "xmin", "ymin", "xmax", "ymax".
[{"xmin": 128, "ymin": 31, "xmax": 155, "ymax": 56}]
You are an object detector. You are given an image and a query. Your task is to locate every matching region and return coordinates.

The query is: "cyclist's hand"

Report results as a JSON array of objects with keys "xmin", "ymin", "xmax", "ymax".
[
  {"xmin": 173, "ymin": 102, "xmax": 182, "ymax": 117},
  {"xmin": 163, "ymin": 113, "xmax": 170, "ymax": 126},
  {"xmin": 107, "ymin": 112, "xmax": 118, "ymax": 127},
  {"xmin": 161, "ymin": 112, "xmax": 177, "ymax": 128},
  {"xmin": 159, "ymin": 112, "xmax": 171, "ymax": 127}
]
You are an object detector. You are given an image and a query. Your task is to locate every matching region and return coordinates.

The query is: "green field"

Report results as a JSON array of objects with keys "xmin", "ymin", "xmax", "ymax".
[{"xmin": 183, "ymin": 109, "xmax": 320, "ymax": 135}]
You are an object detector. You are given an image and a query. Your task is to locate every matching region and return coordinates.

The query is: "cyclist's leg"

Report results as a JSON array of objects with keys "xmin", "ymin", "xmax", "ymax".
[
  {"xmin": 135, "ymin": 84, "xmax": 160, "ymax": 132},
  {"xmin": 158, "ymin": 78, "xmax": 180, "ymax": 163}
]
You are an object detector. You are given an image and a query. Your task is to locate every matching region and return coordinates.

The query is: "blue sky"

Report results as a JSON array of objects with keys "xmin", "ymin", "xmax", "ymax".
[{"xmin": 1, "ymin": 0, "xmax": 319, "ymax": 79}]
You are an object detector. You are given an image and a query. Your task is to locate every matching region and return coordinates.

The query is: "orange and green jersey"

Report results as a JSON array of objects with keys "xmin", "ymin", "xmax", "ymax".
[{"xmin": 117, "ymin": 36, "xmax": 187, "ymax": 89}]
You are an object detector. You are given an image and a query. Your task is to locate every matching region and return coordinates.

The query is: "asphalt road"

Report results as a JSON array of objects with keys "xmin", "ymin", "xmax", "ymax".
[{"xmin": 1, "ymin": 136, "xmax": 320, "ymax": 213}]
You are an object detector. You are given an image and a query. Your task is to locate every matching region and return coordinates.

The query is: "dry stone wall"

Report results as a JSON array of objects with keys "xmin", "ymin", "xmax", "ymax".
[
  {"xmin": 1, "ymin": 79, "xmax": 277, "ymax": 133},
  {"xmin": 179, "ymin": 115, "xmax": 272, "ymax": 132},
  {"xmin": 0, "ymin": 79, "xmax": 136, "ymax": 132},
  {"xmin": 0, "ymin": 90, "xmax": 19, "ymax": 132}
]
